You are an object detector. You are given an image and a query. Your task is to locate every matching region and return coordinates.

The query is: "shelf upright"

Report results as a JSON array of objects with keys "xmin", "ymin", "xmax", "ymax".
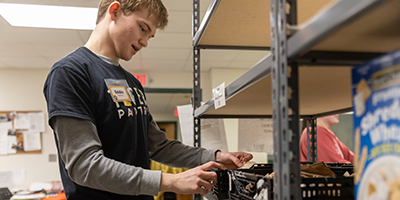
[
  {"xmin": 287, "ymin": 0, "xmax": 301, "ymax": 198},
  {"xmin": 192, "ymin": 1, "xmax": 201, "ymax": 200},
  {"xmin": 192, "ymin": 0, "xmax": 201, "ymax": 148},
  {"xmin": 270, "ymin": 0, "xmax": 284, "ymax": 198},
  {"xmin": 304, "ymin": 118, "xmax": 317, "ymax": 162},
  {"xmin": 271, "ymin": 0, "xmax": 301, "ymax": 199}
]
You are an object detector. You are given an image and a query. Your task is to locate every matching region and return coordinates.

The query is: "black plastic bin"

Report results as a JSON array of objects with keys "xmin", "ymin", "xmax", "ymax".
[{"xmin": 212, "ymin": 163, "xmax": 354, "ymax": 200}]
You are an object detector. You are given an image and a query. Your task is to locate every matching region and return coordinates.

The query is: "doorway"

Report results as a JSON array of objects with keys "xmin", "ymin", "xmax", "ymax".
[{"xmin": 157, "ymin": 122, "xmax": 177, "ymax": 140}]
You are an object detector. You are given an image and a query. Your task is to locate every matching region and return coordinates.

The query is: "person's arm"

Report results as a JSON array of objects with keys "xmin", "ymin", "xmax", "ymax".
[
  {"xmin": 338, "ymin": 139, "xmax": 355, "ymax": 163},
  {"xmin": 52, "ymin": 116, "xmax": 161, "ymax": 196},
  {"xmin": 147, "ymin": 119, "xmax": 218, "ymax": 168},
  {"xmin": 147, "ymin": 119, "xmax": 252, "ymax": 196},
  {"xmin": 147, "ymin": 119, "xmax": 252, "ymax": 168},
  {"xmin": 160, "ymin": 161, "xmax": 220, "ymax": 196},
  {"xmin": 299, "ymin": 128, "xmax": 310, "ymax": 162},
  {"xmin": 157, "ymin": 153, "xmax": 252, "ymax": 196}
]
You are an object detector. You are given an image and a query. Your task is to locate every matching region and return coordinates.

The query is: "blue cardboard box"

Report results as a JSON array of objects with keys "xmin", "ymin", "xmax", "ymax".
[{"xmin": 352, "ymin": 50, "xmax": 400, "ymax": 200}]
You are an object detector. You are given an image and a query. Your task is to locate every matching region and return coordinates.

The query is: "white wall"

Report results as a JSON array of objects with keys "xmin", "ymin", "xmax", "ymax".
[
  {"xmin": 330, "ymin": 114, "xmax": 354, "ymax": 151},
  {"xmin": 0, "ymin": 69, "xmax": 59, "ymax": 190}
]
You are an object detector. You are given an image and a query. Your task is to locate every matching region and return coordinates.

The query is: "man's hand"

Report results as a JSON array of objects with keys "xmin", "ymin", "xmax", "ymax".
[
  {"xmin": 215, "ymin": 151, "xmax": 253, "ymax": 169},
  {"xmin": 159, "ymin": 161, "xmax": 221, "ymax": 196}
]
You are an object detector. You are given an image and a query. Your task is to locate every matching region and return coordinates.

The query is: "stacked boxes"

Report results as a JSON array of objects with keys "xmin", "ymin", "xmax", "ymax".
[{"xmin": 352, "ymin": 50, "xmax": 400, "ymax": 200}]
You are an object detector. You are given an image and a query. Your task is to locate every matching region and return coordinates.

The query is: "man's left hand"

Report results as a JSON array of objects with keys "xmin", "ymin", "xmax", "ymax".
[{"xmin": 215, "ymin": 151, "xmax": 253, "ymax": 169}]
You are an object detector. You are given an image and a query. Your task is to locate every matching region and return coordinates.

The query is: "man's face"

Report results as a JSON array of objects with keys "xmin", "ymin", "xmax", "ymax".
[
  {"xmin": 110, "ymin": 7, "xmax": 158, "ymax": 61},
  {"xmin": 321, "ymin": 114, "xmax": 340, "ymax": 127}
]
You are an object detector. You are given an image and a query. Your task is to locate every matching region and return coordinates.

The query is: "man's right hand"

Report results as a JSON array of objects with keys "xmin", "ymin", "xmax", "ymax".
[{"xmin": 159, "ymin": 161, "xmax": 221, "ymax": 196}]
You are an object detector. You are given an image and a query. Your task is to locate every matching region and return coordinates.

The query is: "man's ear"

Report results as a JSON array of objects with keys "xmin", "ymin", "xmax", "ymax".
[{"xmin": 108, "ymin": 1, "xmax": 121, "ymax": 21}]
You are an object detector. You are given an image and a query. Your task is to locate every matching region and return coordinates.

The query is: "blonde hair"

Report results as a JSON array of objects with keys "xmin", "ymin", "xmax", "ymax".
[{"xmin": 96, "ymin": 0, "xmax": 168, "ymax": 30}]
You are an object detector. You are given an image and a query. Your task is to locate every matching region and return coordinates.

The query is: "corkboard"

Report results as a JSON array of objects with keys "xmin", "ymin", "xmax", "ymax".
[{"xmin": 0, "ymin": 111, "xmax": 43, "ymax": 154}]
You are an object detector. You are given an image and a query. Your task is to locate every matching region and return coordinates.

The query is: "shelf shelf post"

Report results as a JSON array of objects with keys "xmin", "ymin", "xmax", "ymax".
[
  {"xmin": 192, "ymin": 0, "xmax": 201, "ymax": 199},
  {"xmin": 271, "ymin": 0, "xmax": 301, "ymax": 199},
  {"xmin": 289, "ymin": 62, "xmax": 301, "ymax": 200},
  {"xmin": 271, "ymin": 0, "xmax": 284, "ymax": 198},
  {"xmin": 305, "ymin": 118, "xmax": 318, "ymax": 162}
]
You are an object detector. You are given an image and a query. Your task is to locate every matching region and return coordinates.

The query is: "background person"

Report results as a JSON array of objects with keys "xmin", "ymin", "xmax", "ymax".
[{"xmin": 300, "ymin": 114, "xmax": 354, "ymax": 163}]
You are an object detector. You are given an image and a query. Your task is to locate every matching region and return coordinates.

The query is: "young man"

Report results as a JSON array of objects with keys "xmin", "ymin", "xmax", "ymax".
[{"xmin": 43, "ymin": 0, "xmax": 253, "ymax": 200}]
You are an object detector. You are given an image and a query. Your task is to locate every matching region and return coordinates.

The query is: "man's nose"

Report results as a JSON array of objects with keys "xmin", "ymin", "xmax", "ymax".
[{"xmin": 139, "ymin": 38, "xmax": 148, "ymax": 48}]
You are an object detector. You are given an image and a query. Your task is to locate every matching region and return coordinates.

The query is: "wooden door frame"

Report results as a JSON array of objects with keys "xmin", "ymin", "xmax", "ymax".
[{"xmin": 157, "ymin": 121, "xmax": 178, "ymax": 139}]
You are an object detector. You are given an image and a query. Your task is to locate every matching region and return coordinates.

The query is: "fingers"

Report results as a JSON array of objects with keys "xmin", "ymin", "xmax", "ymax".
[
  {"xmin": 189, "ymin": 162, "xmax": 219, "ymax": 196},
  {"xmin": 199, "ymin": 171, "xmax": 218, "ymax": 185},
  {"xmin": 236, "ymin": 152, "xmax": 253, "ymax": 161},
  {"xmin": 233, "ymin": 156, "xmax": 243, "ymax": 168},
  {"xmin": 200, "ymin": 161, "xmax": 221, "ymax": 171},
  {"xmin": 197, "ymin": 163, "xmax": 218, "ymax": 186},
  {"xmin": 242, "ymin": 153, "xmax": 253, "ymax": 161},
  {"xmin": 234, "ymin": 152, "xmax": 254, "ymax": 167},
  {"xmin": 197, "ymin": 179, "xmax": 214, "ymax": 196}
]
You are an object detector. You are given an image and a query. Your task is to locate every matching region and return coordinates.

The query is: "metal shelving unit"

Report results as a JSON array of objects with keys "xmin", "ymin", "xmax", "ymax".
[{"xmin": 192, "ymin": 0, "xmax": 400, "ymax": 199}]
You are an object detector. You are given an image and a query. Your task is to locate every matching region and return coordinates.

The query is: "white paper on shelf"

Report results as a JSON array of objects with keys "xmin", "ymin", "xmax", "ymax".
[
  {"xmin": 29, "ymin": 182, "xmax": 53, "ymax": 191},
  {"xmin": 238, "ymin": 118, "xmax": 273, "ymax": 153},
  {"xmin": 11, "ymin": 193, "xmax": 46, "ymax": 200},
  {"xmin": 0, "ymin": 122, "xmax": 12, "ymax": 155},
  {"xmin": 201, "ymin": 118, "xmax": 228, "ymax": 152},
  {"xmin": 22, "ymin": 131, "xmax": 41, "ymax": 151},
  {"xmin": 213, "ymin": 82, "xmax": 226, "ymax": 109},
  {"xmin": 177, "ymin": 104, "xmax": 228, "ymax": 151},
  {"xmin": 177, "ymin": 104, "xmax": 194, "ymax": 146}
]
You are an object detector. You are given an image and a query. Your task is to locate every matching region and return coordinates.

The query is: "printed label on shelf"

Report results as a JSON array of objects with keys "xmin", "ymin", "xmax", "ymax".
[{"xmin": 213, "ymin": 82, "xmax": 226, "ymax": 109}]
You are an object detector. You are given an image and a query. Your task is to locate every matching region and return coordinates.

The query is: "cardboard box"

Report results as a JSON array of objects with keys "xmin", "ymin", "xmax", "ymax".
[{"xmin": 352, "ymin": 49, "xmax": 400, "ymax": 200}]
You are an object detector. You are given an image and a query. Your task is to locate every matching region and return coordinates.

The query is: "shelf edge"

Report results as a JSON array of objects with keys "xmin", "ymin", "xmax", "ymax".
[
  {"xmin": 194, "ymin": 54, "xmax": 273, "ymax": 118},
  {"xmin": 288, "ymin": 0, "xmax": 386, "ymax": 59},
  {"xmin": 192, "ymin": 0, "xmax": 221, "ymax": 48}
]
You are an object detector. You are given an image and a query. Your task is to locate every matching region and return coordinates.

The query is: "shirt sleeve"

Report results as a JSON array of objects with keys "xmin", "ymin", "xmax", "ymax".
[
  {"xmin": 52, "ymin": 116, "xmax": 161, "ymax": 196},
  {"xmin": 338, "ymin": 139, "xmax": 355, "ymax": 163},
  {"xmin": 299, "ymin": 128, "xmax": 310, "ymax": 162},
  {"xmin": 316, "ymin": 127, "xmax": 352, "ymax": 163},
  {"xmin": 147, "ymin": 119, "xmax": 217, "ymax": 168},
  {"xmin": 44, "ymin": 64, "xmax": 96, "ymax": 125}
]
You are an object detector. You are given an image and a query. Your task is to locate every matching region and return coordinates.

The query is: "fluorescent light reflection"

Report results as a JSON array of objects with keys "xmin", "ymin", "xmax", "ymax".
[{"xmin": 0, "ymin": 3, "xmax": 97, "ymax": 30}]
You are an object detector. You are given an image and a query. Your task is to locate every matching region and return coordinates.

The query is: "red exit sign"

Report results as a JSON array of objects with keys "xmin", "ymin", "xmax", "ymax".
[{"xmin": 132, "ymin": 74, "xmax": 147, "ymax": 86}]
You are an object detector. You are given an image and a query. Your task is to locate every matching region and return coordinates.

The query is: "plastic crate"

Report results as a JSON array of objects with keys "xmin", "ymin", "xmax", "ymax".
[
  {"xmin": 324, "ymin": 163, "xmax": 353, "ymax": 177},
  {"xmin": 300, "ymin": 176, "xmax": 354, "ymax": 200},
  {"xmin": 212, "ymin": 163, "xmax": 354, "ymax": 200},
  {"xmin": 211, "ymin": 164, "xmax": 273, "ymax": 200},
  {"xmin": 212, "ymin": 169, "xmax": 230, "ymax": 199},
  {"xmin": 228, "ymin": 169, "xmax": 272, "ymax": 200}
]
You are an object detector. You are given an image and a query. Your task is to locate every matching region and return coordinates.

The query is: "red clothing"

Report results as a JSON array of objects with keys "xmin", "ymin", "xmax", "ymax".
[{"xmin": 300, "ymin": 125, "xmax": 354, "ymax": 163}]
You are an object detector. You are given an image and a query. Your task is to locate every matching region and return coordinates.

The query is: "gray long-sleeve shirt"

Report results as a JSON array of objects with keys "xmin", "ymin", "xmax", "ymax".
[{"xmin": 52, "ymin": 116, "xmax": 217, "ymax": 196}]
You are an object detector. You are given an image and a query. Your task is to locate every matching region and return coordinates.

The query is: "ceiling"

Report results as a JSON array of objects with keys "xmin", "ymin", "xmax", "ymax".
[{"xmin": 0, "ymin": 0, "xmax": 269, "ymax": 115}]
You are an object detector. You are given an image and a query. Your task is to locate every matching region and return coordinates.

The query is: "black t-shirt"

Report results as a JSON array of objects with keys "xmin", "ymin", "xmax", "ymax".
[{"xmin": 44, "ymin": 47, "xmax": 153, "ymax": 200}]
